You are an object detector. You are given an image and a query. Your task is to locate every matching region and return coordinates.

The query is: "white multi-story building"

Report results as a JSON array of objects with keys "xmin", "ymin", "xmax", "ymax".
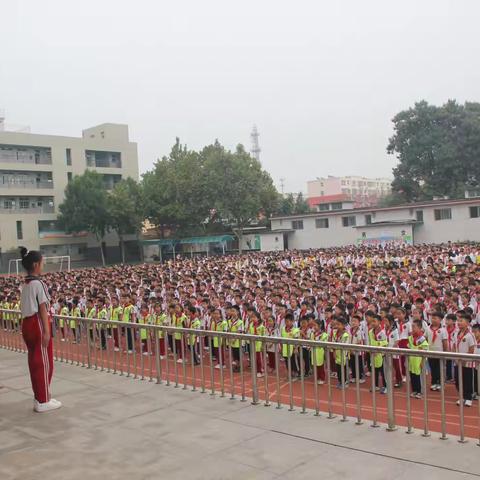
[
  {"xmin": 241, "ymin": 196, "xmax": 480, "ymax": 252},
  {"xmin": 307, "ymin": 175, "xmax": 392, "ymax": 208},
  {"xmin": 0, "ymin": 123, "xmax": 138, "ymax": 267}
]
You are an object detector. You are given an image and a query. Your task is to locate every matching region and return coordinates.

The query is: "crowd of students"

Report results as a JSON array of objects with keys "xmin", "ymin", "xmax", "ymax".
[{"xmin": 1, "ymin": 242, "xmax": 479, "ymax": 405}]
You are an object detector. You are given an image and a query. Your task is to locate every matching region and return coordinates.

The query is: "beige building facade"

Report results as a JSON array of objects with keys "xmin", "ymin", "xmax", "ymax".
[{"xmin": 0, "ymin": 123, "xmax": 138, "ymax": 267}]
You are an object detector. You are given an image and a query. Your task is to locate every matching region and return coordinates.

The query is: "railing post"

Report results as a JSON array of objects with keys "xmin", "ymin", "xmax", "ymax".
[{"xmin": 386, "ymin": 354, "xmax": 396, "ymax": 432}]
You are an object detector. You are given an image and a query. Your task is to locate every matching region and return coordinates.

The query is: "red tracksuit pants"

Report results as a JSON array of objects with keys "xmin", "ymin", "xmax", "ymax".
[{"xmin": 22, "ymin": 314, "xmax": 53, "ymax": 403}]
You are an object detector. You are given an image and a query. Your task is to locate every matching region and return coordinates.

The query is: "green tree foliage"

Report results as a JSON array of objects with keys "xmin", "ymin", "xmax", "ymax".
[
  {"xmin": 142, "ymin": 139, "xmax": 211, "ymax": 237},
  {"xmin": 276, "ymin": 192, "xmax": 310, "ymax": 215},
  {"xmin": 388, "ymin": 100, "xmax": 480, "ymax": 202},
  {"xmin": 142, "ymin": 139, "xmax": 278, "ymax": 250},
  {"xmin": 58, "ymin": 170, "xmax": 111, "ymax": 265},
  {"xmin": 202, "ymin": 142, "xmax": 278, "ymax": 252},
  {"xmin": 109, "ymin": 178, "xmax": 144, "ymax": 263},
  {"xmin": 294, "ymin": 192, "xmax": 310, "ymax": 214}
]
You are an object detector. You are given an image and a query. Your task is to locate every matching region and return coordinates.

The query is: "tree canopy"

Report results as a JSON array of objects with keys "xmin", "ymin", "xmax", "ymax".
[
  {"xmin": 58, "ymin": 170, "xmax": 111, "ymax": 265},
  {"xmin": 387, "ymin": 100, "xmax": 480, "ymax": 202},
  {"xmin": 142, "ymin": 139, "xmax": 278, "ymax": 245}
]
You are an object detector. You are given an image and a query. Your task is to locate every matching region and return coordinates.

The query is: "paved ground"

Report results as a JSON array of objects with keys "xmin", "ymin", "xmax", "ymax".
[{"xmin": 1, "ymin": 349, "xmax": 479, "ymax": 480}]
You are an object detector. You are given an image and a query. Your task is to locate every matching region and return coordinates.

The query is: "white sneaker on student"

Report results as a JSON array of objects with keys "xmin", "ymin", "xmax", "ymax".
[
  {"xmin": 256, "ymin": 372, "xmax": 264, "ymax": 378},
  {"xmin": 50, "ymin": 398, "xmax": 62, "ymax": 407},
  {"xmin": 317, "ymin": 380, "xmax": 325, "ymax": 385},
  {"xmin": 34, "ymin": 399, "xmax": 62, "ymax": 413},
  {"xmin": 465, "ymin": 400, "xmax": 473, "ymax": 407},
  {"xmin": 114, "ymin": 347, "xmax": 120, "ymax": 352},
  {"xmin": 176, "ymin": 358, "xmax": 183, "ymax": 363}
]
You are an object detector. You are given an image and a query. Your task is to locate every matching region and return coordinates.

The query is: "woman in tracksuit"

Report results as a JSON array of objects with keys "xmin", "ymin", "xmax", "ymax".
[{"xmin": 19, "ymin": 247, "xmax": 61, "ymax": 413}]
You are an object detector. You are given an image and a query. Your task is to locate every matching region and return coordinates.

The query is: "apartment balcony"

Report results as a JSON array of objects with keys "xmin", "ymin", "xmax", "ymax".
[{"xmin": 0, "ymin": 180, "xmax": 54, "ymax": 189}]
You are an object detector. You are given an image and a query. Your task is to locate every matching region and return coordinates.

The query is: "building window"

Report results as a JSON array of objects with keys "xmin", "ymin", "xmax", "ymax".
[
  {"xmin": 318, "ymin": 204, "xmax": 329, "ymax": 211},
  {"xmin": 4, "ymin": 199, "xmax": 13, "ymax": 209},
  {"xmin": 19, "ymin": 198, "xmax": 29, "ymax": 209},
  {"xmin": 331, "ymin": 202, "xmax": 342, "ymax": 210},
  {"xmin": 342, "ymin": 216, "xmax": 356, "ymax": 227},
  {"xmin": 67, "ymin": 172, "xmax": 73, "ymax": 183},
  {"xmin": 16, "ymin": 221, "xmax": 23, "ymax": 240},
  {"xmin": 434, "ymin": 208, "xmax": 452, "ymax": 221},
  {"xmin": 292, "ymin": 220, "xmax": 304, "ymax": 230},
  {"xmin": 315, "ymin": 218, "xmax": 329, "ymax": 229},
  {"xmin": 416, "ymin": 210, "xmax": 424, "ymax": 222},
  {"xmin": 470, "ymin": 206, "xmax": 480, "ymax": 218},
  {"xmin": 66, "ymin": 148, "xmax": 72, "ymax": 166},
  {"xmin": 365, "ymin": 214, "xmax": 372, "ymax": 225}
]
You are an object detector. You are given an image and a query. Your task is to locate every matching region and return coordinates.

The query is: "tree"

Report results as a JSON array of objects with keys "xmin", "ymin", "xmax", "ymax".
[
  {"xmin": 108, "ymin": 178, "xmax": 143, "ymax": 263},
  {"xmin": 387, "ymin": 100, "xmax": 480, "ymax": 201},
  {"xmin": 202, "ymin": 142, "xmax": 278, "ymax": 253},
  {"xmin": 277, "ymin": 193, "xmax": 295, "ymax": 215},
  {"xmin": 142, "ymin": 138, "xmax": 210, "ymax": 237},
  {"xmin": 58, "ymin": 171, "xmax": 111, "ymax": 265},
  {"xmin": 294, "ymin": 192, "xmax": 310, "ymax": 214}
]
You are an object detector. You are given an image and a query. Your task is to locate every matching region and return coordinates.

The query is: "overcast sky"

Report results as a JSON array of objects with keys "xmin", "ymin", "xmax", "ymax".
[{"xmin": 1, "ymin": 0, "xmax": 479, "ymax": 192}]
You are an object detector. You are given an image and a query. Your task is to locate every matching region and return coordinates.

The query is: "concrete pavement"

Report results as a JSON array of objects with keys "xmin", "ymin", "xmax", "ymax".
[{"xmin": 1, "ymin": 348, "xmax": 479, "ymax": 480}]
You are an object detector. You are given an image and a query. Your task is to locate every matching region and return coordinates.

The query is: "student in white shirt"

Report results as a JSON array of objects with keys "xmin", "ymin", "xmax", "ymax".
[
  {"xmin": 425, "ymin": 311, "xmax": 448, "ymax": 391},
  {"xmin": 453, "ymin": 313, "xmax": 476, "ymax": 407}
]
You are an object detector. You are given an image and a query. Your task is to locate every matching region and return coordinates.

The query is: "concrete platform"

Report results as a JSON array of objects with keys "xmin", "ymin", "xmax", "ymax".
[{"xmin": 1, "ymin": 349, "xmax": 479, "ymax": 480}]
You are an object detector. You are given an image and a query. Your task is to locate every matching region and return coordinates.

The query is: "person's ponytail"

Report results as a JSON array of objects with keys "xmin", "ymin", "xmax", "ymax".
[{"xmin": 18, "ymin": 246, "xmax": 43, "ymax": 274}]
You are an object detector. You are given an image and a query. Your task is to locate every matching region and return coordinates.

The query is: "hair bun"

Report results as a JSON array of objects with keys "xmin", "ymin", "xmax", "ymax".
[{"xmin": 19, "ymin": 246, "xmax": 28, "ymax": 259}]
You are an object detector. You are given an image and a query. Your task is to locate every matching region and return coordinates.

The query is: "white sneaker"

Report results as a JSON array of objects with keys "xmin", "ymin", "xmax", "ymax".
[
  {"xmin": 159, "ymin": 355, "xmax": 165, "ymax": 360},
  {"xmin": 114, "ymin": 347, "xmax": 120, "ymax": 352},
  {"xmin": 317, "ymin": 380, "xmax": 325, "ymax": 385},
  {"xmin": 127, "ymin": 350, "xmax": 133, "ymax": 354},
  {"xmin": 256, "ymin": 372, "xmax": 264, "ymax": 378},
  {"xmin": 60, "ymin": 338, "xmax": 65, "ymax": 342},
  {"xmin": 34, "ymin": 399, "xmax": 62, "ymax": 413},
  {"xmin": 142, "ymin": 352, "xmax": 149, "ymax": 356},
  {"xmin": 50, "ymin": 398, "xmax": 62, "ymax": 407},
  {"xmin": 465, "ymin": 400, "xmax": 472, "ymax": 407},
  {"xmin": 359, "ymin": 378, "xmax": 366, "ymax": 384},
  {"xmin": 176, "ymin": 358, "xmax": 183, "ymax": 364}
]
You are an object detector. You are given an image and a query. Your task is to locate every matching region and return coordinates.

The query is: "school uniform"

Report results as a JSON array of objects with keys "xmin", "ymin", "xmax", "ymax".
[
  {"xmin": 281, "ymin": 325, "xmax": 300, "ymax": 376},
  {"xmin": 408, "ymin": 333, "xmax": 429, "ymax": 395},
  {"xmin": 453, "ymin": 329, "xmax": 476, "ymax": 402},
  {"xmin": 348, "ymin": 327, "xmax": 364, "ymax": 381},
  {"xmin": 396, "ymin": 320, "xmax": 411, "ymax": 377},
  {"xmin": 369, "ymin": 328, "xmax": 388, "ymax": 388},
  {"xmin": 445, "ymin": 325, "xmax": 457, "ymax": 381},
  {"xmin": 311, "ymin": 330, "xmax": 328, "ymax": 381},
  {"xmin": 425, "ymin": 325, "xmax": 447, "ymax": 388},
  {"xmin": 229, "ymin": 318, "xmax": 244, "ymax": 367},
  {"xmin": 20, "ymin": 276, "xmax": 53, "ymax": 404},
  {"xmin": 333, "ymin": 330, "xmax": 350, "ymax": 385}
]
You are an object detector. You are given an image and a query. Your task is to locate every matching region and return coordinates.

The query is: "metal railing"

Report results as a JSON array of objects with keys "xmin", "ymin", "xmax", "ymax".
[{"xmin": 1, "ymin": 309, "xmax": 479, "ymax": 445}]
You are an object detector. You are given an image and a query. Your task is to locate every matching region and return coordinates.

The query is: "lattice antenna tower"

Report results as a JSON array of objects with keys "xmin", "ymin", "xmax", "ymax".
[{"xmin": 250, "ymin": 125, "xmax": 261, "ymax": 162}]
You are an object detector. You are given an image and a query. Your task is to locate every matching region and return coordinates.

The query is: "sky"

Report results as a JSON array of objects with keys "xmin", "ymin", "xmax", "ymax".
[{"xmin": 1, "ymin": 0, "xmax": 479, "ymax": 193}]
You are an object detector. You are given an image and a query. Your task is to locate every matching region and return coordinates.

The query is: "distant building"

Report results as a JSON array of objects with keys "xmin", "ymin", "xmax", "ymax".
[
  {"xmin": 240, "ymin": 194, "xmax": 480, "ymax": 251},
  {"xmin": 307, "ymin": 175, "xmax": 392, "ymax": 209},
  {"xmin": 0, "ymin": 122, "xmax": 138, "ymax": 267}
]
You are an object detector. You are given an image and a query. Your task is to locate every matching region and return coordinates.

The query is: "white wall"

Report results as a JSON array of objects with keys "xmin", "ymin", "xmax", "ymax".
[
  {"xmin": 415, "ymin": 204, "xmax": 480, "ymax": 243},
  {"xmin": 271, "ymin": 201, "xmax": 480, "ymax": 249}
]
